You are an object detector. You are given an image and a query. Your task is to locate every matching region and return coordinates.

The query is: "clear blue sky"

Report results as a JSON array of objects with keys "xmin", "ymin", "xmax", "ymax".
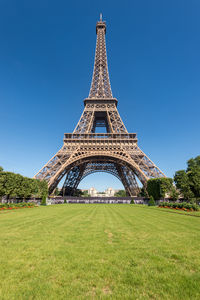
[{"xmin": 0, "ymin": 0, "xmax": 199, "ymax": 191}]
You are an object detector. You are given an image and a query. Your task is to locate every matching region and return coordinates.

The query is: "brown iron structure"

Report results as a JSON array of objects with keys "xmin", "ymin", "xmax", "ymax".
[{"xmin": 34, "ymin": 16, "xmax": 165, "ymax": 196}]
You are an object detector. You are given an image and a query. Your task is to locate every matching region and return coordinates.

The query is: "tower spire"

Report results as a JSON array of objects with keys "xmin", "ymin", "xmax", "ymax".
[{"xmin": 88, "ymin": 16, "xmax": 113, "ymax": 99}]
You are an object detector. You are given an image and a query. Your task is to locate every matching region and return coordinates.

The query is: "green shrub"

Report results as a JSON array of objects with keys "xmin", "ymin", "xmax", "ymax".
[
  {"xmin": 148, "ymin": 196, "xmax": 155, "ymax": 206},
  {"xmin": 114, "ymin": 190, "xmax": 127, "ymax": 197},
  {"xmin": 178, "ymin": 202, "xmax": 184, "ymax": 209},
  {"xmin": 159, "ymin": 201, "xmax": 199, "ymax": 211},
  {"xmin": 41, "ymin": 195, "xmax": 47, "ymax": 206},
  {"xmin": 0, "ymin": 202, "xmax": 37, "ymax": 211}
]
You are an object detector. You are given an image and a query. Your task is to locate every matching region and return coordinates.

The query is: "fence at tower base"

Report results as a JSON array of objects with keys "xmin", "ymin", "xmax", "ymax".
[{"xmin": 47, "ymin": 196, "xmax": 150, "ymax": 205}]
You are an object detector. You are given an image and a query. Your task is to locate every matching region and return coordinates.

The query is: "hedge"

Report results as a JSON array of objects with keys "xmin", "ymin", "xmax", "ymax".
[
  {"xmin": 159, "ymin": 201, "xmax": 199, "ymax": 211},
  {"xmin": 0, "ymin": 202, "xmax": 38, "ymax": 211}
]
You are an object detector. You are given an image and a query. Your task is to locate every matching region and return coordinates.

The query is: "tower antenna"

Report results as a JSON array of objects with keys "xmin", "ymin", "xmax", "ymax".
[{"xmin": 100, "ymin": 13, "xmax": 102, "ymax": 21}]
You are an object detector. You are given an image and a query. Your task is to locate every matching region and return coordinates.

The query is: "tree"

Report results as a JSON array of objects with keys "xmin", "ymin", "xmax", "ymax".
[
  {"xmin": 148, "ymin": 196, "xmax": 155, "ymax": 206},
  {"xmin": 187, "ymin": 156, "xmax": 200, "ymax": 200},
  {"xmin": 0, "ymin": 171, "xmax": 7, "ymax": 199},
  {"xmin": 187, "ymin": 156, "xmax": 200, "ymax": 171},
  {"xmin": 20, "ymin": 177, "xmax": 34, "ymax": 200},
  {"xmin": 74, "ymin": 189, "xmax": 84, "ymax": 197},
  {"xmin": 0, "ymin": 166, "xmax": 3, "ymax": 172},
  {"xmin": 147, "ymin": 178, "xmax": 173, "ymax": 200},
  {"xmin": 114, "ymin": 190, "xmax": 127, "ymax": 197},
  {"xmin": 159, "ymin": 178, "xmax": 173, "ymax": 198},
  {"xmin": 4, "ymin": 172, "xmax": 18, "ymax": 200},
  {"xmin": 37, "ymin": 180, "xmax": 48, "ymax": 201},
  {"xmin": 41, "ymin": 194, "xmax": 47, "ymax": 205},
  {"xmin": 138, "ymin": 187, "xmax": 148, "ymax": 198},
  {"xmin": 147, "ymin": 179, "xmax": 160, "ymax": 200},
  {"xmin": 82, "ymin": 190, "xmax": 90, "ymax": 197},
  {"xmin": 169, "ymin": 186, "xmax": 179, "ymax": 201},
  {"xmin": 174, "ymin": 170, "xmax": 194, "ymax": 201},
  {"xmin": 174, "ymin": 156, "xmax": 200, "ymax": 202},
  {"xmin": 11, "ymin": 173, "xmax": 24, "ymax": 199},
  {"xmin": 0, "ymin": 167, "xmax": 49, "ymax": 202}
]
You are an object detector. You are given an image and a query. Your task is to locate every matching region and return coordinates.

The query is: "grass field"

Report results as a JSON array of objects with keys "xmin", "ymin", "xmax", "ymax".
[{"xmin": 0, "ymin": 205, "xmax": 200, "ymax": 300}]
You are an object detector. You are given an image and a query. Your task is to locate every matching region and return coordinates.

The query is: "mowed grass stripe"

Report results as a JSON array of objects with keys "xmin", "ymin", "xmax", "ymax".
[{"xmin": 0, "ymin": 204, "xmax": 199, "ymax": 300}]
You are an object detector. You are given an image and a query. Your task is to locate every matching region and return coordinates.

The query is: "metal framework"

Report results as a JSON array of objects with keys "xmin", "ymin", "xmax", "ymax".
[{"xmin": 34, "ymin": 16, "xmax": 165, "ymax": 196}]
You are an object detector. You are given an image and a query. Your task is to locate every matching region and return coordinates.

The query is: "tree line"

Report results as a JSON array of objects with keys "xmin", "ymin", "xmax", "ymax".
[
  {"xmin": 146, "ymin": 155, "xmax": 200, "ymax": 203},
  {"xmin": 0, "ymin": 167, "xmax": 48, "ymax": 202}
]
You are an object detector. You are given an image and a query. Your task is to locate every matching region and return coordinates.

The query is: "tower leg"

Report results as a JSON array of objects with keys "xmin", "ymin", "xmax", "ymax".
[
  {"xmin": 116, "ymin": 165, "xmax": 140, "ymax": 196},
  {"xmin": 62, "ymin": 164, "xmax": 86, "ymax": 196}
]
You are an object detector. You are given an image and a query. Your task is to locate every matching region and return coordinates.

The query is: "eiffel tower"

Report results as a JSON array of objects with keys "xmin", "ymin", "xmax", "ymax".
[{"xmin": 34, "ymin": 15, "xmax": 165, "ymax": 196}]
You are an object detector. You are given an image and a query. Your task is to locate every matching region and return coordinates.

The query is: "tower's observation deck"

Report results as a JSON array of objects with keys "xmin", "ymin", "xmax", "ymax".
[
  {"xmin": 64, "ymin": 133, "xmax": 137, "ymax": 143},
  {"xmin": 96, "ymin": 20, "xmax": 106, "ymax": 34}
]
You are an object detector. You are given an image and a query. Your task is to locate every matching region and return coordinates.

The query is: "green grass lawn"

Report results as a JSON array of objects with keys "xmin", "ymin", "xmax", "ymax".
[{"xmin": 0, "ymin": 205, "xmax": 200, "ymax": 300}]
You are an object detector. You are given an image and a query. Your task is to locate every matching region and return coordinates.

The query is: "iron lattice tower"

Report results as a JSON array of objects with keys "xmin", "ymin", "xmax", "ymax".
[{"xmin": 34, "ymin": 16, "xmax": 165, "ymax": 196}]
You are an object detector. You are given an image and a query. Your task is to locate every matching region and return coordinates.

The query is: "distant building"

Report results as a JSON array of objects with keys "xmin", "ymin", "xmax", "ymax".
[
  {"xmin": 104, "ymin": 187, "xmax": 115, "ymax": 197},
  {"xmin": 88, "ymin": 187, "xmax": 98, "ymax": 197},
  {"xmin": 81, "ymin": 187, "xmax": 120, "ymax": 197}
]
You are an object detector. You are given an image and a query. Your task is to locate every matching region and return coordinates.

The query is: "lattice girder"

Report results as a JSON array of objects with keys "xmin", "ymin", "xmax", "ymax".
[
  {"xmin": 61, "ymin": 160, "xmax": 140, "ymax": 196},
  {"xmin": 34, "ymin": 147, "xmax": 71, "ymax": 182},
  {"xmin": 74, "ymin": 100, "xmax": 127, "ymax": 134},
  {"xmin": 62, "ymin": 161, "xmax": 120, "ymax": 196},
  {"xmin": 89, "ymin": 20, "xmax": 112, "ymax": 99},
  {"xmin": 116, "ymin": 165, "xmax": 140, "ymax": 196},
  {"xmin": 62, "ymin": 165, "xmax": 86, "ymax": 196}
]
